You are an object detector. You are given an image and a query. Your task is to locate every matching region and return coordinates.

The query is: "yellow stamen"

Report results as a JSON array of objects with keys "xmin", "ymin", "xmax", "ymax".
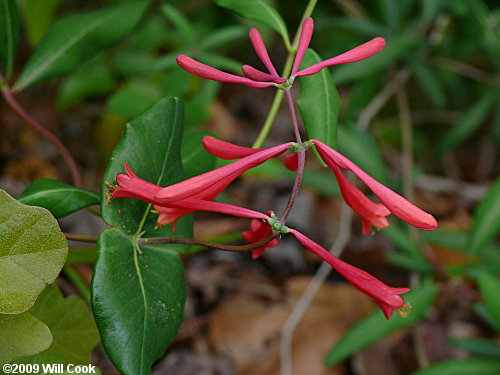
[{"xmin": 394, "ymin": 302, "xmax": 412, "ymax": 318}]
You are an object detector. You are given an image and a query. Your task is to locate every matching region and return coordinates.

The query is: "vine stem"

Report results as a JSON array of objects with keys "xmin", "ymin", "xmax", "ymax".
[
  {"xmin": 252, "ymin": 0, "xmax": 318, "ymax": 148},
  {"xmin": 1, "ymin": 84, "xmax": 82, "ymax": 187},
  {"xmin": 64, "ymin": 233, "xmax": 98, "ymax": 243},
  {"xmin": 279, "ymin": 90, "xmax": 305, "ymax": 223}
]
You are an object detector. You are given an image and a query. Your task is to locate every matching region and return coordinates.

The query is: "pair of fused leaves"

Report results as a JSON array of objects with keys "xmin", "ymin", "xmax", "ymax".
[
  {"xmin": 0, "ymin": 0, "xmax": 148, "ymax": 89},
  {"xmin": 0, "ymin": 192, "xmax": 97, "ymax": 366},
  {"xmin": 92, "ymin": 98, "xmax": 197, "ymax": 375}
]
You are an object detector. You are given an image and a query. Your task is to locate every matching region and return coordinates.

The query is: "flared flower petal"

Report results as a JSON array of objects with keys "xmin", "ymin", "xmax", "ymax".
[
  {"xmin": 294, "ymin": 37, "xmax": 386, "ymax": 77},
  {"xmin": 177, "ymin": 55, "xmax": 275, "ymax": 88},
  {"xmin": 313, "ymin": 140, "xmax": 438, "ymax": 231},
  {"xmin": 156, "ymin": 142, "xmax": 293, "ymax": 203},
  {"xmin": 242, "ymin": 211, "xmax": 279, "ymax": 259},
  {"xmin": 291, "ymin": 17, "xmax": 314, "ymax": 76},
  {"xmin": 289, "ymin": 229, "xmax": 410, "ymax": 319},
  {"xmin": 249, "ymin": 28, "xmax": 280, "ymax": 78},
  {"xmin": 330, "ymin": 163, "xmax": 390, "ymax": 234}
]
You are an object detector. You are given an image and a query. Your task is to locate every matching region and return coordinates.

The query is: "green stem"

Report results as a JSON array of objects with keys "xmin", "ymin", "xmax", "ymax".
[
  {"xmin": 252, "ymin": 0, "xmax": 318, "ymax": 148},
  {"xmin": 64, "ymin": 232, "xmax": 98, "ymax": 243},
  {"xmin": 63, "ymin": 265, "xmax": 91, "ymax": 304}
]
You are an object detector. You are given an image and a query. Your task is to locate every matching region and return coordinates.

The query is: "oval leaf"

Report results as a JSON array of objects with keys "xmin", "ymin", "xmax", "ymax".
[
  {"xmin": 93, "ymin": 98, "xmax": 193, "ymax": 375},
  {"xmin": 15, "ymin": 284, "xmax": 99, "ymax": 367},
  {"xmin": 0, "ymin": 0, "xmax": 20, "ymax": 77},
  {"xmin": 325, "ymin": 278, "xmax": 437, "ymax": 366},
  {"xmin": 215, "ymin": 0, "xmax": 291, "ymax": 49},
  {"xmin": 298, "ymin": 48, "xmax": 341, "ymax": 149},
  {"xmin": 0, "ymin": 190, "xmax": 68, "ymax": 314},
  {"xmin": 14, "ymin": 1, "xmax": 148, "ymax": 90},
  {"xmin": 467, "ymin": 176, "xmax": 500, "ymax": 255},
  {"xmin": 182, "ymin": 130, "xmax": 216, "ymax": 178},
  {"xmin": 17, "ymin": 179, "xmax": 99, "ymax": 218},
  {"xmin": 409, "ymin": 358, "xmax": 500, "ymax": 375},
  {"xmin": 0, "ymin": 312, "xmax": 52, "ymax": 364}
]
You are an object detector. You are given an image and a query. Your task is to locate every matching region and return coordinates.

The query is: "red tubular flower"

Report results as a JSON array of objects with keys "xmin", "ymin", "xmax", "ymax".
[
  {"xmin": 289, "ymin": 229, "xmax": 410, "ymax": 319},
  {"xmin": 112, "ymin": 163, "xmax": 269, "ymax": 227},
  {"xmin": 312, "ymin": 140, "xmax": 438, "ymax": 231},
  {"xmin": 156, "ymin": 142, "xmax": 293, "ymax": 203},
  {"xmin": 176, "ymin": 17, "xmax": 385, "ymax": 88},
  {"xmin": 241, "ymin": 211, "xmax": 279, "ymax": 259}
]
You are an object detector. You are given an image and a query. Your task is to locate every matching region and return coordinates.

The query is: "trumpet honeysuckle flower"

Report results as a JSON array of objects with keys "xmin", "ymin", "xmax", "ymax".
[
  {"xmin": 289, "ymin": 229, "xmax": 411, "ymax": 319},
  {"xmin": 241, "ymin": 211, "xmax": 279, "ymax": 259},
  {"xmin": 202, "ymin": 136, "xmax": 298, "ymax": 171},
  {"xmin": 111, "ymin": 163, "xmax": 269, "ymax": 227},
  {"xmin": 312, "ymin": 140, "xmax": 438, "ymax": 231},
  {"xmin": 156, "ymin": 142, "xmax": 293, "ymax": 203},
  {"xmin": 176, "ymin": 17, "xmax": 385, "ymax": 88}
]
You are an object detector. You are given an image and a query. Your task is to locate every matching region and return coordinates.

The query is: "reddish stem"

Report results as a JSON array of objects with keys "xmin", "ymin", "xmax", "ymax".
[
  {"xmin": 279, "ymin": 90, "xmax": 306, "ymax": 223},
  {"xmin": 1, "ymin": 86, "xmax": 82, "ymax": 187}
]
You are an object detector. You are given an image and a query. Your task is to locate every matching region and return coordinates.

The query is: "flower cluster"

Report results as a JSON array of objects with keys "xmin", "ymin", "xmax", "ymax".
[{"xmin": 111, "ymin": 17, "xmax": 437, "ymax": 319}]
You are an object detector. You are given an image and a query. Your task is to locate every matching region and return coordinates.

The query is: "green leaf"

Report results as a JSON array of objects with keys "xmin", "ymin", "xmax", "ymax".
[
  {"xmin": 448, "ymin": 337, "xmax": 500, "ymax": 359},
  {"xmin": 332, "ymin": 35, "xmax": 421, "ymax": 85},
  {"xmin": 199, "ymin": 52, "xmax": 244, "ymax": 74},
  {"xmin": 93, "ymin": 98, "xmax": 193, "ymax": 375},
  {"xmin": 161, "ymin": 4, "xmax": 197, "ymax": 48},
  {"xmin": 57, "ymin": 55, "xmax": 114, "ymax": 109},
  {"xmin": 14, "ymin": 1, "xmax": 149, "ymax": 90},
  {"xmin": 17, "ymin": 179, "xmax": 99, "ymax": 218},
  {"xmin": 438, "ymin": 91, "xmax": 495, "ymax": 155},
  {"xmin": 0, "ymin": 0, "xmax": 19, "ymax": 77},
  {"xmin": 215, "ymin": 0, "xmax": 291, "ymax": 50},
  {"xmin": 467, "ymin": 176, "xmax": 500, "ymax": 255},
  {"xmin": 200, "ymin": 25, "xmax": 246, "ymax": 50},
  {"xmin": 182, "ymin": 130, "xmax": 216, "ymax": 178},
  {"xmin": 16, "ymin": 285, "xmax": 99, "ymax": 367},
  {"xmin": 411, "ymin": 60, "xmax": 447, "ymax": 108},
  {"xmin": 185, "ymin": 80, "xmax": 220, "ymax": 127},
  {"xmin": 17, "ymin": 0, "xmax": 62, "ymax": 47},
  {"xmin": 477, "ymin": 269, "xmax": 500, "ymax": 331},
  {"xmin": 0, "ymin": 312, "xmax": 52, "ymax": 364},
  {"xmin": 409, "ymin": 358, "xmax": 500, "ymax": 375},
  {"xmin": 0, "ymin": 190, "xmax": 68, "ymax": 314},
  {"xmin": 326, "ymin": 278, "xmax": 437, "ymax": 366},
  {"xmin": 107, "ymin": 81, "xmax": 161, "ymax": 120},
  {"xmin": 93, "ymin": 230, "xmax": 185, "ymax": 375},
  {"xmin": 298, "ymin": 49, "xmax": 341, "ymax": 149}
]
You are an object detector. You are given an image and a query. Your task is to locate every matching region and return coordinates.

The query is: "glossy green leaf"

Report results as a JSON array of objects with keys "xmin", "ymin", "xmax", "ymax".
[
  {"xmin": 298, "ymin": 49, "xmax": 341, "ymax": 149},
  {"xmin": 93, "ymin": 230, "xmax": 185, "ymax": 375},
  {"xmin": 57, "ymin": 55, "xmax": 114, "ymax": 109},
  {"xmin": 17, "ymin": 179, "xmax": 99, "ymax": 218},
  {"xmin": 438, "ymin": 91, "xmax": 495, "ymax": 155},
  {"xmin": 16, "ymin": 285, "xmax": 99, "ymax": 367},
  {"xmin": 477, "ymin": 269, "xmax": 500, "ymax": 331},
  {"xmin": 326, "ymin": 278, "xmax": 437, "ymax": 366},
  {"xmin": 182, "ymin": 130, "xmax": 216, "ymax": 178},
  {"xmin": 467, "ymin": 176, "xmax": 500, "ymax": 255},
  {"xmin": 332, "ymin": 35, "xmax": 421, "ymax": 84},
  {"xmin": 215, "ymin": 0, "xmax": 291, "ymax": 49},
  {"xmin": 0, "ymin": 312, "xmax": 52, "ymax": 364},
  {"xmin": 409, "ymin": 358, "xmax": 500, "ymax": 375},
  {"xmin": 338, "ymin": 126, "xmax": 389, "ymax": 184},
  {"xmin": 0, "ymin": 0, "xmax": 19, "ymax": 77},
  {"xmin": 14, "ymin": 1, "xmax": 148, "ymax": 90},
  {"xmin": 448, "ymin": 337, "xmax": 500, "ymax": 359},
  {"xmin": 18, "ymin": 0, "xmax": 62, "ymax": 47},
  {"xmin": 107, "ymin": 81, "xmax": 161, "ymax": 120},
  {"xmin": 93, "ymin": 98, "xmax": 193, "ymax": 375},
  {"xmin": 0, "ymin": 190, "xmax": 68, "ymax": 314}
]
